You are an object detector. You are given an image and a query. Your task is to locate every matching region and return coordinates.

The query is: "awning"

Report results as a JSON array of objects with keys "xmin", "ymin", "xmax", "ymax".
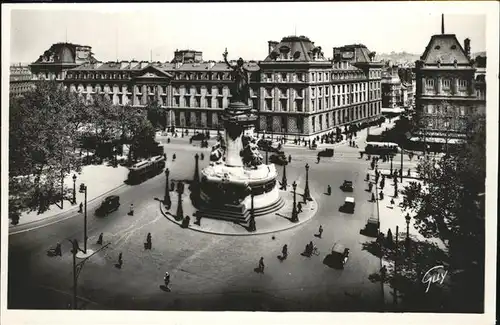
[{"xmin": 381, "ymin": 107, "xmax": 405, "ymax": 114}]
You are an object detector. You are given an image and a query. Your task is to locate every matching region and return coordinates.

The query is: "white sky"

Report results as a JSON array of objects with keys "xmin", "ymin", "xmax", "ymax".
[{"xmin": 7, "ymin": 3, "xmax": 488, "ymax": 64}]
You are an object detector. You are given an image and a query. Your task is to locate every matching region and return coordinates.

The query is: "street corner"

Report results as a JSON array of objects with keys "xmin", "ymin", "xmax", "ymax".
[{"xmin": 158, "ymin": 187, "xmax": 318, "ymax": 236}]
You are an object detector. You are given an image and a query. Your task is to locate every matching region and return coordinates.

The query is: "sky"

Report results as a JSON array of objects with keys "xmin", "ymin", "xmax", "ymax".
[{"xmin": 7, "ymin": 3, "xmax": 488, "ymax": 64}]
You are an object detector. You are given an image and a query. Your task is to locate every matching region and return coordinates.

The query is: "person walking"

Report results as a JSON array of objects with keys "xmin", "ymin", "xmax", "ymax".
[
  {"xmin": 146, "ymin": 232, "xmax": 152, "ymax": 249},
  {"xmin": 164, "ymin": 271, "xmax": 170, "ymax": 288},
  {"xmin": 117, "ymin": 253, "xmax": 123, "ymax": 268},
  {"xmin": 129, "ymin": 204, "xmax": 134, "ymax": 216},
  {"xmin": 327, "ymin": 185, "xmax": 331, "ymax": 196},
  {"xmin": 97, "ymin": 233, "xmax": 103, "ymax": 245},
  {"xmin": 317, "ymin": 156, "xmax": 320, "ymax": 164},
  {"xmin": 258, "ymin": 257, "xmax": 265, "ymax": 273},
  {"xmin": 297, "ymin": 202, "xmax": 303, "ymax": 213},
  {"xmin": 318, "ymin": 225, "xmax": 323, "ymax": 238},
  {"xmin": 79, "ymin": 202, "xmax": 83, "ymax": 213},
  {"xmin": 282, "ymin": 245, "xmax": 288, "ymax": 259}
]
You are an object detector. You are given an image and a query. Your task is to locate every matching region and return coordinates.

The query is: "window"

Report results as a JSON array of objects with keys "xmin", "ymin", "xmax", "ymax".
[
  {"xmin": 280, "ymin": 99, "xmax": 288, "ymax": 111},
  {"xmin": 295, "ymin": 100, "xmax": 303, "ymax": 112},
  {"xmin": 311, "ymin": 88, "xmax": 315, "ymax": 97},
  {"xmin": 266, "ymin": 73, "xmax": 272, "ymax": 81},
  {"xmin": 266, "ymin": 116, "xmax": 273, "ymax": 132},
  {"xmin": 207, "ymin": 98, "xmax": 212, "ymax": 108},
  {"xmin": 312, "ymin": 116, "xmax": 316, "ymax": 132},
  {"xmin": 281, "ymin": 73, "xmax": 287, "ymax": 82},
  {"xmin": 442, "ymin": 79, "xmax": 451, "ymax": 88},
  {"xmin": 318, "ymin": 87, "xmax": 322, "ymax": 97},
  {"xmin": 217, "ymin": 98, "xmax": 223, "ymax": 108},
  {"xmin": 312, "ymin": 73, "xmax": 316, "ymax": 82},
  {"xmin": 196, "ymin": 86, "xmax": 201, "ymax": 95},
  {"xmin": 266, "ymin": 88, "xmax": 273, "ymax": 97},
  {"xmin": 298, "ymin": 73, "xmax": 304, "ymax": 82},
  {"xmin": 266, "ymin": 99, "xmax": 273, "ymax": 110},
  {"xmin": 325, "ymin": 86, "xmax": 329, "ymax": 96},
  {"xmin": 426, "ymin": 78, "xmax": 435, "ymax": 88},
  {"xmin": 219, "ymin": 87, "xmax": 223, "ymax": 96},
  {"xmin": 459, "ymin": 79, "xmax": 468, "ymax": 88}
]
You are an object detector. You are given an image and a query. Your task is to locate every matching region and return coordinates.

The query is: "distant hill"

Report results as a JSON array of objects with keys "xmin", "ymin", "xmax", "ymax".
[{"xmin": 375, "ymin": 52, "xmax": 420, "ymax": 66}]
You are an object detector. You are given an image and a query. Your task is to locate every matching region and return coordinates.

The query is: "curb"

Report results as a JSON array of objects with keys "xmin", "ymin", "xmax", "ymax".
[
  {"xmin": 158, "ymin": 196, "xmax": 318, "ymax": 237},
  {"xmin": 9, "ymin": 183, "xmax": 128, "ymax": 234}
]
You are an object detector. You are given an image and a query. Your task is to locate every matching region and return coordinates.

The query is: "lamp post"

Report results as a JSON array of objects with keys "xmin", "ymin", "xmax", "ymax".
[
  {"xmin": 78, "ymin": 183, "xmax": 88, "ymax": 253},
  {"xmin": 390, "ymin": 155, "xmax": 393, "ymax": 174},
  {"xmin": 246, "ymin": 185, "xmax": 256, "ymax": 232},
  {"xmin": 291, "ymin": 181, "xmax": 298, "ymax": 223},
  {"xmin": 281, "ymin": 163, "xmax": 287, "ymax": 190},
  {"xmin": 176, "ymin": 181, "xmax": 184, "ymax": 221},
  {"xmin": 72, "ymin": 174, "xmax": 77, "ymax": 205},
  {"xmin": 405, "ymin": 213, "xmax": 411, "ymax": 253},
  {"xmin": 303, "ymin": 163, "xmax": 311, "ymax": 202},
  {"xmin": 164, "ymin": 168, "xmax": 171, "ymax": 208},
  {"xmin": 265, "ymin": 149, "xmax": 268, "ymax": 165}
]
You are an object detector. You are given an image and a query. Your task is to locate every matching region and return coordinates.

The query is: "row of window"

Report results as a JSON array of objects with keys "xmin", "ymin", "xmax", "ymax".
[
  {"xmin": 262, "ymin": 69, "xmax": 382, "ymax": 83},
  {"xmin": 310, "ymin": 102, "xmax": 381, "ymax": 133},
  {"xmin": 425, "ymin": 78, "xmax": 469, "ymax": 89}
]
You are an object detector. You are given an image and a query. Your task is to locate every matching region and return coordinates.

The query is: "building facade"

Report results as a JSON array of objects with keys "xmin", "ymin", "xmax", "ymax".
[
  {"xmin": 9, "ymin": 64, "xmax": 34, "ymax": 97},
  {"xmin": 381, "ymin": 65, "xmax": 402, "ymax": 109},
  {"xmin": 413, "ymin": 23, "xmax": 486, "ymax": 145},
  {"xmin": 31, "ymin": 36, "xmax": 384, "ymax": 139}
]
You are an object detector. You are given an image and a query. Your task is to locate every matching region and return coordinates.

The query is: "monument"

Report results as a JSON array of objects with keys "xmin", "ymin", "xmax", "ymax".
[{"xmin": 195, "ymin": 49, "xmax": 284, "ymax": 224}]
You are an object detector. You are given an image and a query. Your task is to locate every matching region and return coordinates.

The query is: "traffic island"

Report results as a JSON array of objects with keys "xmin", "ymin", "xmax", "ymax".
[{"xmin": 159, "ymin": 186, "xmax": 317, "ymax": 236}]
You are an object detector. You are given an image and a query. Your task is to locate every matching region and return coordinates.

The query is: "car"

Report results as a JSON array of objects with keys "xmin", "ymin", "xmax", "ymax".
[
  {"xmin": 190, "ymin": 132, "xmax": 207, "ymax": 141},
  {"xmin": 258, "ymin": 139, "xmax": 282, "ymax": 152},
  {"xmin": 269, "ymin": 153, "xmax": 288, "ymax": 165},
  {"xmin": 331, "ymin": 243, "xmax": 350, "ymax": 268},
  {"xmin": 340, "ymin": 180, "xmax": 354, "ymax": 192},
  {"xmin": 318, "ymin": 148, "xmax": 334, "ymax": 157},
  {"xmin": 95, "ymin": 195, "xmax": 120, "ymax": 216},
  {"xmin": 363, "ymin": 217, "xmax": 380, "ymax": 237},
  {"xmin": 340, "ymin": 196, "xmax": 355, "ymax": 213}
]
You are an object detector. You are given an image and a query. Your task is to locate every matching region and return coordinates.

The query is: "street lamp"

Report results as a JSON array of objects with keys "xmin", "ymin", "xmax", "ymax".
[
  {"xmin": 390, "ymin": 156, "xmax": 394, "ymax": 174},
  {"xmin": 72, "ymin": 174, "xmax": 77, "ymax": 205},
  {"xmin": 246, "ymin": 185, "xmax": 256, "ymax": 232},
  {"xmin": 78, "ymin": 183, "xmax": 88, "ymax": 254},
  {"xmin": 405, "ymin": 213, "xmax": 411, "ymax": 252},
  {"xmin": 291, "ymin": 181, "xmax": 298, "ymax": 223},
  {"xmin": 303, "ymin": 163, "xmax": 312, "ymax": 202},
  {"xmin": 175, "ymin": 181, "xmax": 184, "ymax": 221},
  {"xmin": 164, "ymin": 168, "xmax": 171, "ymax": 208},
  {"xmin": 281, "ymin": 163, "xmax": 288, "ymax": 190}
]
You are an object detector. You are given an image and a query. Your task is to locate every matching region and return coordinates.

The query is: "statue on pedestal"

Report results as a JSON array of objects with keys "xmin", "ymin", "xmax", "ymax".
[
  {"xmin": 223, "ymin": 48, "xmax": 250, "ymax": 105},
  {"xmin": 240, "ymin": 134, "xmax": 263, "ymax": 169}
]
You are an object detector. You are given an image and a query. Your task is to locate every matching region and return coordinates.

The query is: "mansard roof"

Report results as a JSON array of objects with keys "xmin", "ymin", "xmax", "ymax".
[
  {"xmin": 263, "ymin": 35, "xmax": 328, "ymax": 62},
  {"xmin": 420, "ymin": 34, "xmax": 471, "ymax": 65},
  {"xmin": 32, "ymin": 42, "xmax": 97, "ymax": 65}
]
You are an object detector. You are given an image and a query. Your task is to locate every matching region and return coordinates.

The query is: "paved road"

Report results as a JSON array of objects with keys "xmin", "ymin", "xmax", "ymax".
[{"xmin": 8, "ymin": 134, "xmax": 418, "ymax": 311}]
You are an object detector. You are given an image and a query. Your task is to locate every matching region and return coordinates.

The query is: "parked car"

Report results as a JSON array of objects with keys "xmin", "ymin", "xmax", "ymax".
[
  {"xmin": 340, "ymin": 180, "xmax": 354, "ymax": 192},
  {"xmin": 364, "ymin": 217, "xmax": 380, "ymax": 237},
  {"xmin": 258, "ymin": 139, "xmax": 282, "ymax": 152},
  {"xmin": 95, "ymin": 195, "xmax": 120, "ymax": 216},
  {"xmin": 269, "ymin": 152, "xmax": 288, "ymax": 165},
  {"xmin": 191, "ymin": 132, "xmax": 207, "ymax": 141},
  {"xmin": 340, "ymin": 196, "xmax": 355, "ymax": 213},
  {"xmin": 331, "ymin": 243, "xmax": 350, "ymax": 269},
  {"xmin": 318, "ymin": 148, "xmax": 334, "ymax": 157}
]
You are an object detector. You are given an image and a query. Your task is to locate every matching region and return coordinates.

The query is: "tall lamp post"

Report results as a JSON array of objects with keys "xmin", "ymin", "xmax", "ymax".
[
  {"xmin": 78, "ymin": 183, "xmax": 88, "ymax": 253},
  {"xmin": 72, "ymin": 174, "xmax": 77, "ymax": 205},
  {"xmin": 303, "ymin": 163, "xmax": 312, "ymax": 202},
  {"xmin": 246, "ymin": 185, "xmax": 256, "ymax": 232},
  {"xmin": 405, "ymin": 213, "xmax": 411, "ymax": 254},
  {"xmin": 164, "ymin": 168, "xmax": 171, "ymax": 208},
  {"xmin": 291, "ymin": 181, "xmax": 299, "ymax": 223},
  {"xmin": 389, "ymin": 156, "xmax": 394, "ymax": 175},
  {"xmin": 281, "ymin": 163, "xmax": 288, "ymax": 190},
  {"xmin": 176, "ymin": 181, "xmax": 184, "ymax": 221}
]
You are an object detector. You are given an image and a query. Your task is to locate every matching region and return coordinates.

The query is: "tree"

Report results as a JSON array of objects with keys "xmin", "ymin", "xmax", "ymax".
[
  {"xmin": 145, "ymin": 98, "xmax": 166, "ymax": 131},
  {"xmin": 9, "ymin": 81, "xmax": 82, "ymax": 220}
]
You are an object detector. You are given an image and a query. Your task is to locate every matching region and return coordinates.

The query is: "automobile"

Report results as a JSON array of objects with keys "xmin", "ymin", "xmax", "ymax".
[
  {"xmin": 340, "ymin": 196, "xmax": 355, "ymax": 213},
  {"xmin": 258, "ymin": 139, "xmax": 282, "ymax": 152},
  {"xmin": 318, "ymin": 148, "xmax": 334, "ymax": 157},
  {"xmin": 340, "ymin": 180, "xmax": 354, "ymax": 192},
  {"xmin": 95, "ymin": 195, "xmax": 120, "ymax": 216},
  {"xmin": 269, "ymin": 152, "xmax": 288, "ymax": 165},
  {"xmin": 190, "ymin": 132, "xmax": 207, "ymax": 141},
  {"xmin": 363, "ymin": 217, "xmax": 380, "ymax": 237},
  {"xmin": 331, "ymin": 243, "xmax": 350, "ymax": 269}
]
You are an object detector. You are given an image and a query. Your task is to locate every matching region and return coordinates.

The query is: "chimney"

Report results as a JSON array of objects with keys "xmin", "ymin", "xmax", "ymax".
[
  {"xmin": 464, "ymin": 38, "xmax": 471, "ymax": 59},
  {"xmin": 441, "ymin": 13, "xmax": 445, "ymax": 34},
  {"xmin": 268, "ymin": 41, "xmax": 278, "ymax": 54}
]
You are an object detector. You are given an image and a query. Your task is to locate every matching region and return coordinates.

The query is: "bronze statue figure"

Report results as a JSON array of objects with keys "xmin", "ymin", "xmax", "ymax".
[{"xmin": 223, "ymin": 48, "xmax": 250, "ymax": 105}]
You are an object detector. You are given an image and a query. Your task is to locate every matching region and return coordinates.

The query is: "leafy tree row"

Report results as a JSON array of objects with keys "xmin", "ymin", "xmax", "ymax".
[{"xmin": 9, "ymin": 81, "xmax": 159, "ymax": 224}]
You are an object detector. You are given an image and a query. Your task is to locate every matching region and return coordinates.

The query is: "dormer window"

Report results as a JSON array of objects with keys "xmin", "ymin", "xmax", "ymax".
[{"xmin": 434, "ymin": 45, "xmax": 441, "ymax": 50}]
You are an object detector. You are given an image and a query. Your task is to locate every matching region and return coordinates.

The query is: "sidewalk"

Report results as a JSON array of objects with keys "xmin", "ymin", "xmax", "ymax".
[{"xmin": 10, "ymin": 163, "xmax": 129, "ymax": 228}]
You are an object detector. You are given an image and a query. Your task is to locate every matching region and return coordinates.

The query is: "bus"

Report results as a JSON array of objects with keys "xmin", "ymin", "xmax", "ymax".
[
  {"xmin": 127, "ymin": 155, "xmax": 166, "ymax": 184},
  {"xmin": 364, "ymin": 142, "xmax": 399, "ymax": 156}
]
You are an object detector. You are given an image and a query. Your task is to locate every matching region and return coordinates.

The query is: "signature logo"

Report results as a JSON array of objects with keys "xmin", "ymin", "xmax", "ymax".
[{"xmin": 422, "ymin": 265, "xmax": 448, "ymax": 293}]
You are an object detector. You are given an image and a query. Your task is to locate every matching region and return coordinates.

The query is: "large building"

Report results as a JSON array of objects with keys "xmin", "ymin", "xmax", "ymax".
[
  {"xmin": 381, "ymin": 64, "xmax": 402, "ymax": 109},
  {"xmin": 28, "ymin": 36, "xmax": 384, "ymax": 139},
  {"xmin": 413, "ymin": 16, "xmax": 486, "ymax": 147},
  {"xmin": 9, "ymin": 64, "xmax": 34, "ymax": 97}
]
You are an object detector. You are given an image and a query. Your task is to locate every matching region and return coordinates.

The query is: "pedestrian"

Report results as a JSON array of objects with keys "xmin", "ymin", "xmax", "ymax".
[
  {"xmin": 297, "ymin": 202, "xmax": 303, "ymax": 213},
  {"xmin": 200, "ymin": 153, "xmax": 204, "ymax": 160},
  {"xmin": 371, "ymin": 192, "xmax": 376, "ymax": 202},
  {"xmin": 390, "ymin": 198, "xmax": 395, "ymax": 205},
  {"xmin": 379, "ymin": 190, "xmax": 384, "ymax": 200},
  {"xmin": 327, "ymin": 185, "xmax": 331, "ymax": 195},
  {"xmin": 55, "ymin": 242, "xmax": 62, "ymax": 256},
  {"xmin": 365, "ymin": 173, "xmax": 370, "ymax": 181},
  {"xmin": 282, "ymin": 244, "xmax": 288, "ymax": 259},
  {"xmin": 164, "ymin": 271, "xmax": 170, "ymax": 288},
  {"xmin": 117, "ymin": 253, "xmax": 123, "ymax": 268},
  {"xmin": 146, "ymin": 232, "xmax": 152, "ymax": 249},
  {"xmin": 368, "ymin": 182, "xmax": 373, "ymax": 192},
  {"xmin": 79, "ymin": 202, "xmax": 83, "ymax": 213},
  {"xmin": 318, "ymin": 225, "xmax": 323, "ymax": 238},
  {"xmin": 129, "ymin": 203, "xmax": 134, "ymax": 216},
  {"xmin": 172, "ymin": 153, "xmax": 176, "ymax": 161},
  {"xmin": 288, "ymin": 154, "xmax": 292, "ymax": 163},
  {"xmin": 360, "ymin": 151, "xmax": 364, "ymax": 159},
  {"xmin": 97, "ymin": 233, "xmax": 103, "ymax": 245},
  {"xmin": 407, "ymin": 168, "xmax": 411, "ymax": 177},
  {"xmin": 258, "ymin": 257, "xmax": 265, "ymax": 273}
]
